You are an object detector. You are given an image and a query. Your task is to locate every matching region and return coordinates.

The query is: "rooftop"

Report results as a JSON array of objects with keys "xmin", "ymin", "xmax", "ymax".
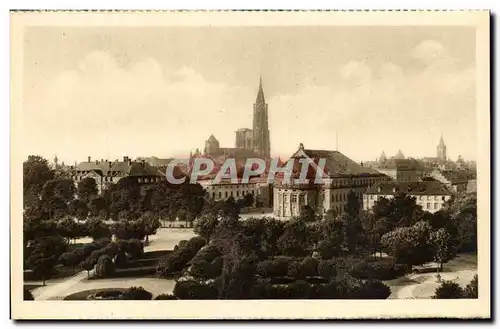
[{"xmin": 365, "ymin": 181, "xmax": 451, "ymax": 196}]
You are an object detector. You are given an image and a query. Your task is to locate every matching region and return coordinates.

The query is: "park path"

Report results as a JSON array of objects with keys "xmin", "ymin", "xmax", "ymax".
[{"xmin": 31, "ymin": 270, "xmax": 90, "ymax": 300}]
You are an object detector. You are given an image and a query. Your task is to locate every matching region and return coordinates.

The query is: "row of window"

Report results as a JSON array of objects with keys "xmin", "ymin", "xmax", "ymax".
[
  {"xmin": 365, "ymin": 194, "xmax": 447, "ymax": 201},
  {"xmin": 330, "ymin": 191, "xmax": 362, "ymax": 203},
  {"xmin": 212, "ymin": 190, "xmax": 255, "ymax": 199}
]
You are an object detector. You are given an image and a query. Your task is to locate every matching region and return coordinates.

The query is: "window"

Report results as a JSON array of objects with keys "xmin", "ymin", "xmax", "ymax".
[
  {"xmin": 426, "ymin": 203, "xmax": 430, "ymax": 209},
  {"xmin": 370, "ymin": 195, "xmax": 373, "ymax": 200},
  {"xmin": 236, "ymin": 191, "xmax": 239, "ymax": 197},
  {"xmin": 225, "ymin": 191, "xmax": 228, "ymax": 198},
  {"xmin": 291, "ymin": 194, "xmax": 297, "ymax": 203},
  {"xmin": 230, "ymin": 191, "xmax": 233, "ymax": 197},
  {"xmin": 212, "ymin": 192, "xmax": 215, "ymax": 198},
  {"xmin": 434, "ymin": 203, "xmax": 438, "ymax": 209},
  {"xmin": 442, "ymin": 196, "xmax": 446, "ymax": 201}
]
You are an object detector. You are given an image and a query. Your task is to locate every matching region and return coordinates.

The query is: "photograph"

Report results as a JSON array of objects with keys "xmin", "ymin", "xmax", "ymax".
[{"xmin": 10, "ymin": 10, "xmax": 490, "ymax": 319}]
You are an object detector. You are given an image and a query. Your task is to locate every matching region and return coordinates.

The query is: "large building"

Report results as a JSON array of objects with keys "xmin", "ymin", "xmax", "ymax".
[
  {"xmin": 72, "ymin": 156, "xmax": 164, "ymax": 194},
  {"xmin": 376, "ymin": 157, "xmax": 424, "ymax": 182},
  {"xmin": 198, "ymin": 176, "xmax": 272, "ymax": 207},
  {"xmin": 273, "ymin": 143, "xmax": 390, "ymax": 219},
  {"xmin": 363, "ymin": 181, "xmax": 452, "ymax": 213},
  {"xmin": 203, "ymin": 77, "xmax": 271, "ymax": 160}
]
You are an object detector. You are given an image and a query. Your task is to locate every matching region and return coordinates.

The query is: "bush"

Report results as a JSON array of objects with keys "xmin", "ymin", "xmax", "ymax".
[
  {"xmin": 24, "ymin": 288, "xmax": 34, "ymax": 300},
  {"xmin": 350, "ymin": 259, "xmax": 408, "ymax": 280},
  {"xmin": 155, "ymin": 293, "xmax": 178, "ymax": 300},
  {"xmin": 121, "ymin": 286, "xmax": 153, "ymax": 300},
  {"xmin": 157, "ymin": 237, "xmax": 207, "ymax": 277},
  {"xmin": 359, "ymin": 280, "xmax": 392, "ymax": 299},
  {"xmin": 94, "ymin": 255, "xmax": 115, "ymax": 278},
  {"xmin": 318, "ymin": 260, "xmax": 337, "ymax": 280},
  {"xmin": 173, "ymin": 280, "xmax": 219, "ymax": 300},
  {"xmin": 464, "ymin": 275, "xmax": 478, "ymax": 298},
  {"xmin": 433, "ymin": 281, "xmax": 465, "ymax": 299},
  {"xmin": 257, "ymin": 257, "xmax": 291, "ymax": 278}
]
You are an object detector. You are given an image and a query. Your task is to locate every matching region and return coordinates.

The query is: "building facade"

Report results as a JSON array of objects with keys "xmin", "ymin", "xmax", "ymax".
[
  {"xmin": 363, "ymin": 181, "xmax": 452, "ymax": 213},
  {"xmin": 376, "ymin": 158, "xmax": 424, "ymax": 182},
  {"xmin": 72, "ymin": 156, "xmax": 164, "ymax": 195},
  {"xmin": 273, "ymin": 143, "xmax": 390, "ymax": 219},
  {"xmin": 198, "ymin": 177, "xmax": 271, "ymax": 207}
]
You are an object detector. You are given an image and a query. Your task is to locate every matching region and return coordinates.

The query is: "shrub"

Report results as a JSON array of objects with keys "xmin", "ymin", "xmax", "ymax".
[
  {"xmin": 24, "ymin": 288, "xmax": 34, "ymax": 300},
  {"xmin": 173, "ymin": 280, "xmax": 219, "ymax": 300},
  {"xmin": 298, "ymin": 257, "xmax": 319, "ymax": 279},
  {"xmin": 464, "ymin": 275, "xmax": 478, "ymax": 299},
  {"xmin": 121, "ymin": 286, "xmax": 153, "ymax": 300},
  {"xmin": 155, "ymin": 294, "xmax": 178, "ymax": 300},
  {"xmin": 433, "ymin": 281, "xmax": 465, "ymax": 299},
  {"xmin": 94, "ymin": 255, "xmax": 115, "ymax": 278},
  {"xmin": 157, "ymin": 237, "xmax": 207, "ymax": 277},
  {"xmin": 350, "ymin": 260, "xmax": 408, "ymax": 280},
  {"xmin": 257, "ymin": 257, "xmax": 291, "ymax": 278},
  {"xmin": 359, "ymin": 280, "xmax": 392, "ymax": 299},
  {"xmin": 318, "ymin": 260, "xmax": 337, "ymax": 280}
]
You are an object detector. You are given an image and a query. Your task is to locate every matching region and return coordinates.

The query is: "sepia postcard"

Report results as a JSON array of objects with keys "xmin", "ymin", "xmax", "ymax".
[{"xmin": 11, "ymin": 10, "xmax": 490, "ymax": 320}]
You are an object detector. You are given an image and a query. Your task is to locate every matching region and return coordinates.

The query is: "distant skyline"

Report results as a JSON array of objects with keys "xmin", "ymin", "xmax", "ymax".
[{"xmin": 22, "ymin": 26, "xmax": 477, "ymax": 164}]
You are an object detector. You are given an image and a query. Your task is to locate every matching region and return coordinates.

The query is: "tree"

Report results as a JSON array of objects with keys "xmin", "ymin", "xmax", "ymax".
[
  {"xmin": 243, "ymin": 193, "xmax": 254, "ymax": 208},
  {"xmin": 43, "ymin": 196, "xmax": 68, "ymax": 220},
  {"xmin": 23, "ymin": 155, "xmax": 54, "ymax": 207},
  {"xmin": 277, "ymin": 219, "xmax": 310, "ymax": 257},
  {"xmin": 41, "ymin": 178, "xmax": 76, "ymax": 203},
  {"xmin": 77, "ymin": 177, "xmax": 98, "ymax": 204},
  {"xmin": 299, "ymin": 205, "xmax": 316, "ymax": 222},
  {"xmin": 86, "ymin": 217, "xmax": 112, "ymax": 240},
  {"xmin": 343, "ymin": 191, "xmax": 365, "ymax": 254},
  {"xmin": 430, "ymin": 228, "xmax": 457, "ymax": 271},
  {"xmin": 194, "ymin": 214, "xmax": 219, "ymax": 243},
  {"xmin": 57, "ymin": 216, "xmax": 84, "ymax": 242},
  {"xmin": 381, "ymin": 221, "xmax": 434, "ymax": 268},
  {"xmin": 122, "ymin": 286, "xmax": 153, "ymax": 300},
  {"xmin": 95, "ymin": 255, "xmax": 115, "ymax": 278},
  {"xmin": 140, "ymin": 211, "xmax": 161, "ymax": 245},
  {"xmin": 324, "ymin": 209, "xmax": 338, "ymax": 221},
  {"xmin": 88, "ymin": 197, "xmax": 106, "ymax": 217},
  {"xmin": 433, "ymin": 281, "xmax": 464, "ymax": 299},
  {"xmin": 261, "ymin": 218, "xmax": 285, "ymax": 259},
  {"xmin": 155, "ymin": 294, "xmax": 178, "ymax": 300},
  {"xmin": 69, "ymin": 199, "xmax": 89, "ymax": 220},
  {"xmin": 464, "ymin": 275, "xmax": 478, "ymax": 299},
  {"xmin": 26, "ymin": 236, "xmax": 67, "ymax": 284},
  {"xmin": 317, "ymin": 219, "xmax": 344, "ymax": 259}
]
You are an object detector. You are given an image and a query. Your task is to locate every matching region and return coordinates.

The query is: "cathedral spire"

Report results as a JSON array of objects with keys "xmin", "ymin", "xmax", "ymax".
[{"xmin": 256, "ymin": 76, "xmax": 265, "ymax": 104}]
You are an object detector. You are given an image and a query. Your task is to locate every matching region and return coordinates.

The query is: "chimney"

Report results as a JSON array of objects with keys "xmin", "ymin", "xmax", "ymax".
[
  {"xmin": 377, "ymin": 186, "xmax": 382, "ymax": 193},
  {"xmin": 123, "ymin": 156, "xmax": 129, "ymax": 162},
  {"xmin": 95, "ymin": 160, "xmax": 99, "ymax": 164},
  {"xmin": 88, "ymin": 156, "xmax": 91, "ymax": 162}
]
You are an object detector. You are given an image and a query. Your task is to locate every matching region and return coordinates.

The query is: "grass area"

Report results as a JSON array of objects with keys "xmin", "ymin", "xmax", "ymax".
[{"xmin": 64, "ymin": 288, "xmax": 128, "ymax": 300}]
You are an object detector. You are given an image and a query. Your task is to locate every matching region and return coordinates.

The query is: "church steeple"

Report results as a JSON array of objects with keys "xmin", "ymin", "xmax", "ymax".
[
  {"xmin": 437, "ymin": 134, "xmax": 447, "ymax": 161},
  {"xmin": 252, "ymin": 76, "xmax": 271, "ymax": 158},
  {"xmin": 256, "ymin": 75, "xmax": 265, "ymax": 104}
]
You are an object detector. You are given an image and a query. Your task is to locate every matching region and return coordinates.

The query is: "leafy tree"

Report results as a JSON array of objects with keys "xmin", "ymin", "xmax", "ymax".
[
  {"xmin": 464, "ymin": 275, "xmax": 478, "ymax": 299},
  {"xmin": 243, "ymin": 193, "xmax": 254, "ymax": 208},
  {"xmin": 94, "ymin": 254, "xmax": 115, "ymax": 278},
  {"xmin": 23, "ymin": 155, "xmax": 54, "ymax": 207},
  {"xmin": 41, "ymin": 178, "xmax": 75, "ymax": 203},
  {"xmin": 122, "ymin": 286, "xmax": 153, "ymax": 300},
  {"xmin": 261, "ymin": 217, "xmax": 285, "ymax": 259},
  {"xmin": 57, "ymin": 216, "xmax": 85, "ymax": 242},
  {"xmin": 68, "ymin": 199, "xmax": 89, "ymax": 220},
  {"xmin": 343, "ymin": 191, "xmax": 365, "ymax": 254},
  {"xmin": 26, "ymin": 236, "xmax": 67, "ymax": 284},
  {"xmin": 430, "ymin": 228, "xmax": 457, "ymax": 271},
  {"xmin": 86, "ymin": 217, "xmax": 112, "ymax": 240},
  {"xmin": 381, "ymin": 221, "xmax": 434, "ymax": 267},
  {"xmin": 433, "ymin": 281, "xmax": 464, "ymax": 299},
  {"xmin": 173, "ymin": 280, "xmax": 219, "ymax": 300},
  {"xmin": 359, "ymin": 280, "xmax": 392, "ymax": 299},
  {"xmin": 88, "ymin": 197, "xmax": 106, "ymax": 217},
  {"xmin": 113, "ymin": 220, "xmax": 146, "ymax": 241},
  {"xmin": 193, "ymin": 214, "xmax": 219, "ymax": 243},
  {"xmin": 317, "ymin": 219, "xmax": 344, "ymax": 259},
  {"xmin": 43, "ymin": 196, "xmax": 68, "ymax": 220},
  {"xmin": 299, "ymin": 205, "xmax": 316, "ymax": 222},
  {"xmin": 140, "ymin": 211, "xmax": 161, "ymax": 245},
  {"xmin": 77, "ymin": 177, "xmax": 98, "ymax": 204},
  {"xmin": 277, "ymin": 219, "xmax": 310, "ymax": 257},
  {"xmin": 324, "ymin": 208, "xmax": 338, "ymax": 221}
]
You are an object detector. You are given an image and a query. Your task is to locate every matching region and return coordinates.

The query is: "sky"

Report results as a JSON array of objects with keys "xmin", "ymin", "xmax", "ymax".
[{"xmin": 22, "ymin": 26, "xmax": 477, "ymax": 164}]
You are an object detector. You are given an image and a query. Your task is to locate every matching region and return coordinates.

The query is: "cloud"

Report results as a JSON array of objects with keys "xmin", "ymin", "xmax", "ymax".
[
  {"xmin": 23, "ymin": 51, "xmax": 255, "ymax": 161},
  {"xmin": 270, "ymin": 41, "xmax": 476, "ymax": 160}
]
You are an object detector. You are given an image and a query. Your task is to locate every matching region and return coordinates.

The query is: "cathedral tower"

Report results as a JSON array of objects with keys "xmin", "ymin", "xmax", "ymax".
[
  {"xmin": 252, "ymin": 77, "xmax": 271, "ymax": 158},
  {"xmin": 437, "ymin": 135, "xmax": 447, "ymax": 161}
]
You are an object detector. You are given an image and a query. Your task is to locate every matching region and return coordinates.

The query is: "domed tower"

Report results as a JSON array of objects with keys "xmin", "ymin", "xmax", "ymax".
[{"xmin": 204, "ymin": 134, "xmax": 220, "ymax": 155}]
